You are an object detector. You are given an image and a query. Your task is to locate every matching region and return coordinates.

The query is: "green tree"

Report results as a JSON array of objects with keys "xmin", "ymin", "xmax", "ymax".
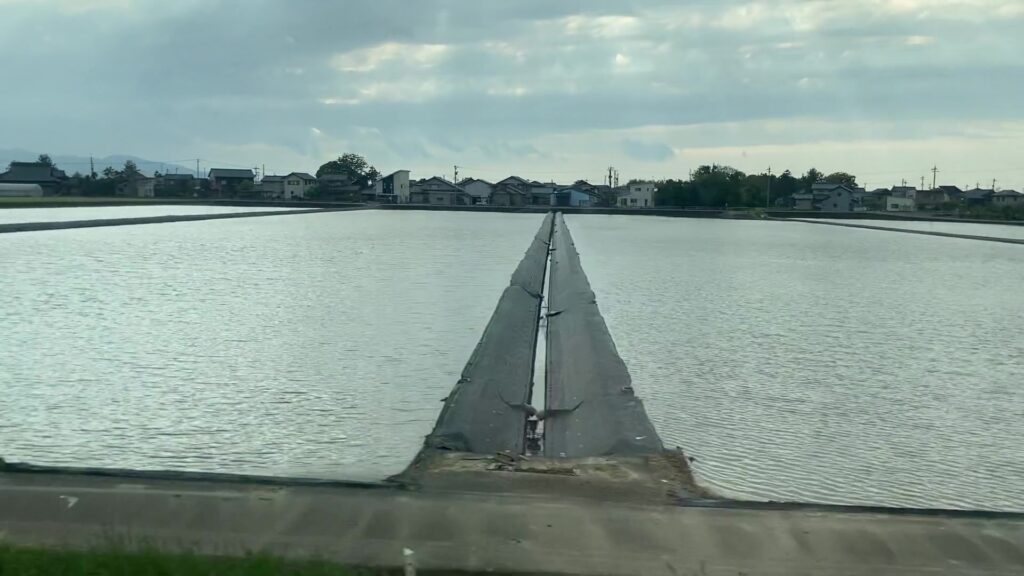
[
  {"xmin": 122, "ymin": 160, "xmax": 140, "ymax": 179},
  {"xmin": 823, "ymin": 171, "xmax": 858, "ymax": 187},
  {"xmin": 37, "ymin": 154, "xmax": 54, "ymax": 167},
  {"xmin": 315, "ymin": 153, "xmax": 379, "ymax": 187}
]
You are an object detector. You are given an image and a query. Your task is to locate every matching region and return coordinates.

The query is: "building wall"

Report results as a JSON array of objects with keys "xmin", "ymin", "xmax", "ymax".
[
  {"xmin": 992, "ymin": 194, "xmax": 1022, "ymax": 206},
  {"xmin": 818, "ymin": 189, "xmax": 853, "ymax": 212},
  {"xmin": 282, "ymin": 176, "xmax": 315, "ymax": 199},
  {"xmin": 463, "ymin": 181, "xmax": 492, "ymax": 204},
  {"xmin": 617, "ymin": 182, "xmax": 656, "ymax": 208},
  {"xmin": 0, "ymin": 183, "xmax": 44, "ymax": 197},
  {"xmin": 885, "ymin": 196, "xmax": 915, "ymax": 211}
]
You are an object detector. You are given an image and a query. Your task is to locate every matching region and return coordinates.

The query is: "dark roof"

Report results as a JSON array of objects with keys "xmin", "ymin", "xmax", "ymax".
[
  {"xmin": 460, "ymin": 178, "xmax": 493, "ymax": 186},
  {"xmin": 261, "ymin": 175, "xmax": 285, "ymax": 182},
  {"xmin": 993, "ymin": 189, "xmax": 1021, "ymax": 197},
  {"xmin": 287, "ymin": 172, "xmax": 317, "ymax": 181},
  {"xmin": 161, "ymin": 173, "xmax": 195, "ymax": 181},
  {"xmin": 498, "ymin": 175, "xmax": 531, "ymax": 186},
  {"xmin": 0, "ymin": 162, "xmax": 67, "ymax": 183},
  {"xmin": 208, "ymin": 168, "xmax": 254, "ymax": 179},
  {"xmin": 416, "ymin": 176, "xmax": 466, "ymax": 192},
  {"xmin": 965, "ymin": 188, "xmax": 994, "ymax": 198},
  {"xmin": 937, "ymin": 185, "xmax": 963, "ymax": 194}
]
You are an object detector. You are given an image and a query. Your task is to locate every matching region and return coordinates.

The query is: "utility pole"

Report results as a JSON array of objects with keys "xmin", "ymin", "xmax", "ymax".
[
  {"xmin": 453, "ymin": 165, "xmax": 459, "ymax": 184},
  {"xmin": 766, "ymin": 166, "xmax": 772, "ymax": 209},
  {"xmin": 931, "ymin": 166, "xmax": 939, "ymax": 190},
  {"xmin": 262, "ymin": 164, "xmax": 266, "ymax": 181},
  {"xmin": 614, "ymin": 169, "xmax": 619, "ymax": 188},
  {"xmin": 920, "ymin": 176, "xmax": 925, "ymax": 190},
  {"xmin": 196, "ymin": 159, "xmax": 201, "ymax": 179},
  {"xmin": 992, "ymin": 178, "xmax": 997, "ymax": 191},
  {"xmin": 608, "ymin": 166, "xmax": 615, "ymax": 188},
  {"xmin": 89, "ymin": 156, "xmax": 95, "ymax": 178}
]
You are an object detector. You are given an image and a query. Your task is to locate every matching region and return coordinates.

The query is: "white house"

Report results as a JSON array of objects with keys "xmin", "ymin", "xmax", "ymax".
[
  {"xmin": 617, "ymin": 181, "xmax": 656, "ymax": 208},
  {"xmin": 282, "ymin": 172, "xmax": 318, "ymax": 199},
  {"xmin": 884, "ymin": 196, "xmax": 915, "ymax": 211},
  {"xmin": 374, "ymin": 170, "xmax": 411, "ymax": 203},
  {"xmin": 991, "ymin": 190, "xmax": 1023, "ymax": 207},
  {"xmin": 459, "ymin": 178, "xmax": 493, "ymax": 205}
]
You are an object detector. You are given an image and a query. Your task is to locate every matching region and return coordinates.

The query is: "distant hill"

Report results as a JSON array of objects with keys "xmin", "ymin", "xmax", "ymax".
[{"xmin": 0, "ymin": 148, "xmax": 195, "ymax": 177}]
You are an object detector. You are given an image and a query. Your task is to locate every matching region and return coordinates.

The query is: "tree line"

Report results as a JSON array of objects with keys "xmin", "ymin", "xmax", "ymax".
[{"xmin": 653, "ymin": 165, "xmax": 858, "ymax": 208}]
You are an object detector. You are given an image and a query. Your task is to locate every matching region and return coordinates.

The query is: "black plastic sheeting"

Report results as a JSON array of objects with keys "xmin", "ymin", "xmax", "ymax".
[
  {"xmin": 544, "ymin": 213, "xmax": 664, "ymax": 458},
  {"xmin": 423, "ymin": 213, "xmax": 554, "ymax": 454}
]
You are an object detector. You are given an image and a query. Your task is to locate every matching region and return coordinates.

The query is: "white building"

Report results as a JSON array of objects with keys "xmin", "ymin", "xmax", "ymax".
[
  {"xmin": 617, "ymin": 181, "xmax": 656, "ymax": 208},
  {"xmin": 282, "ymin": 172, "xmax": 318, "ymax": 200},
  {"xmin": 374, "ymin": 170, "xmax": 411, "ymax": 203},
  {"xmin": 885, "ymin": 196, "xmax": 915, "ymax": 211},
  {"xmin": 0, "ymin": 183, "xmax": 44, "ymax": 197}
]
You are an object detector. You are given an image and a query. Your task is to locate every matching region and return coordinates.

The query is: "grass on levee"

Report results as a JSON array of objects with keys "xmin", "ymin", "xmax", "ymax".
[{"xmin": 0, "ymin": 544, "xmax": 380, "ymax": 576}]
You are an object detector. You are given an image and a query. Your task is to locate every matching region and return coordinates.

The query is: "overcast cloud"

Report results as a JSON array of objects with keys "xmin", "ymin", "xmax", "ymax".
[{"xmin": 2, "ymin": 0, "xmax": 1023, "ymax": 187}]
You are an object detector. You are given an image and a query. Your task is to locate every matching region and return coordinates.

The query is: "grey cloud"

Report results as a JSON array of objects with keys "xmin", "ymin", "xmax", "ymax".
[
  {"xmin": 1, "ymin": 0, "xmax": 1022, "ymax": 171},
  {"xmin": 623, "ymin": 140, "xmax": 674, "ymax": 162}
]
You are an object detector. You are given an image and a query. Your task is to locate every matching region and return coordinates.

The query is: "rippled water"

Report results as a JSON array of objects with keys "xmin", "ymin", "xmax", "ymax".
[
  {"xmin": 0, "ymin": 211, "xmax": 544, "ymax": 480},
  {"xmin": 806, "ymin": 218, "xmax": 1024, "ymax": 240},
  {"xmin": 0, "ymin": 205, "xmax": 296, "ymax": 225},
  {"xmin": 3, "ymin": 211, "xmax": 1022, "ymax": 510},
  {"xmin": 566, "ymin": 215, "xmax": 1024, "ymax": 511}
]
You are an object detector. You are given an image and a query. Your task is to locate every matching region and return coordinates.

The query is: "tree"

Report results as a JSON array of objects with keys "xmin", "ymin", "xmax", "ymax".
[
  {"xmin": 799, "ymin": 168, "xmax": 823, "ymax": 192},
  {"xmin": 122, "ymin": 160, "xmax": 140, "ymax": 179},
  {"xmin": 102, "ymin": 166, "xmax": 119, "ymax": 179},
  {"xmin": 315, "ymin": 153, "xmax": 379, "ymax": 187},
  {"xmin": 823, "ymin": 171, "xmax": 858, "ymax": 187},
  {"xmin": 37, "ymin": 154, "xmax": 54, "ymax": 167}
]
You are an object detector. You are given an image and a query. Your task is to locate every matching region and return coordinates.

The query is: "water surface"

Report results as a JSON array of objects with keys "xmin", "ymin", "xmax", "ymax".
[
  {"xmin": 566, "ymin": 215, "xmax": 1024, "ymax": 511},
  {"xmin": 0, "ymin": 211, "xmax": 543, "ymax": 480},
  {"xmin": 0, "ymin": 205, "xmax": 296, "ymax": 225}
]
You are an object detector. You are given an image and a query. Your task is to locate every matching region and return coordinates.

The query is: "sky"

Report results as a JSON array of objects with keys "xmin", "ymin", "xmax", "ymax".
[{"xmin": 2, "ymin": 0, "xmax": 1024, "ymax": 189}]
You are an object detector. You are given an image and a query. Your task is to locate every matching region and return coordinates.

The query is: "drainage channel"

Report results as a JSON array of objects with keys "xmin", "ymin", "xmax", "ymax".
[{"xmin": 524, "ymin": 232, "xmax": 554, "ymax": 456}]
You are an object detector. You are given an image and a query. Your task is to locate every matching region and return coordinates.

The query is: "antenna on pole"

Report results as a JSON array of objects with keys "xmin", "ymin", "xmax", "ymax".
[
  {"xmin": 453, "ymin": 165, "xmax": 459, "ymax": 184},
  {"xmin": 931, "ymin": 166, "xmax": 939, "ymax": 190},
  {"xmin": 992, "ymin": 178, "xmax": 997, "ymax": 191}
]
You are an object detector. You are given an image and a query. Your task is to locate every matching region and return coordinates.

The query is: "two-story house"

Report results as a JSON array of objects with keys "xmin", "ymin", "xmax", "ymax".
[
  {"xmin": 992, "ymin": 189, "xmax": 1023, "ymax": 207},
  {"xmin": 374, "ymin": 170, "xmax": 411, "ymax": 203},
  {"xmin": 490, "ymin": 176, "xmax": 531, "ymax": 206},
  {"xmin": 282, "ymin": 172, "xmax": 317, "ymax": 199},
  {"xmin": 459, "ymin": 178, "xmax": 493, "ymax": 205},
  {"xmin": 208, "ymin": 168, "xmax": 255, "ymax": 196},
  {"xmin": 617, "ymin": 181, "xmax": 657, "ymax": 208}
]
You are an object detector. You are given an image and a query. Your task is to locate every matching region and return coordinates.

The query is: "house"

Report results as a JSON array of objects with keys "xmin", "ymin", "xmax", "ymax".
[
  {"xmin": 889, "ymin": 186, "xmax": 917, "ymax": 199},
  {"xmin": 207, "ymin": 168, "xmax": 255, "ymax": 196},
  {"xmin": 816, "ymin": 184, "xmax": 856, "ymax": 212},
  {"xmin": 459, "ymin": 178, "xmax": 493, "ymax": 205},
  {"xmin": 257, "ymin": 175, "xmax": 285, "ymax": 197},
  {"xmin": 792, "ymin": 183, "xmax": 858, "ymax": 211},
  {"xmin": 936, "ymin": 185, "xmax": 964, "ymax": 202},
  {"xmin": 317, "ymin": 174, "xmax": 362, "ymax": 200},
  {"xmin": 914, "ymin": 188, "xmax": 949, "ymax": 210},
  {"xmin": 992, "ymin": 190, "xmax": 1023, "ymax": 207},
  {"xmin": 0, "ymin": 162, "xmax": 68, "ymax": 195},
  {"xmin": 409, "ymin": 177, "xmax": 471, "ymax": 205},
  {"xmin": 0, "ymin": 183, "xmax": 44, "ymax": 197},
  {"xmin": 884, "ymin": 196, "xmax": 915, "ymax": 211},
  {"xmin": 963, "ymin": 188, "xmax": 994, "ymax": 206},
  {"xmin": 528, "ymin": 181, "xmax": 557, "ymax": 206},
  {"xmin": 117, "ymin": 175, "xmax": 155, "ymax": 197},
  {"xmin": 617, "ymin": 181, "xmax": 657, "ymax": 208},
  {"xmin": 281, "ymin": 172, "xmax": 317, "ymax": 200},
  {"xmin": 374, "ymin": 170, "xmax": 411, "ymax": 203},
  {"xmin": 490, "ymin": 176, "xmax": 531, "ymax": 206},
  {"xmin": 552, "ymin": 186, "xmax": 595, "ymax": 207},
  {"xmin": 156, "ymin": 173, "xmax": 196, "ymax": 197}
]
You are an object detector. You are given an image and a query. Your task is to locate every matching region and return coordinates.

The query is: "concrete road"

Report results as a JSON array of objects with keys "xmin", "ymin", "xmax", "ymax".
[{"xmin": 2, "ymin": 469, "xmax": 1023, "ymax": 575}]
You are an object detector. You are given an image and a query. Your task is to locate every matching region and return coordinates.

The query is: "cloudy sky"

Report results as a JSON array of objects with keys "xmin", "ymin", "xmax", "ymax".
[{"xmin": 3, "ymin": 0, "xmax": 1023, "ymax": 188}]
